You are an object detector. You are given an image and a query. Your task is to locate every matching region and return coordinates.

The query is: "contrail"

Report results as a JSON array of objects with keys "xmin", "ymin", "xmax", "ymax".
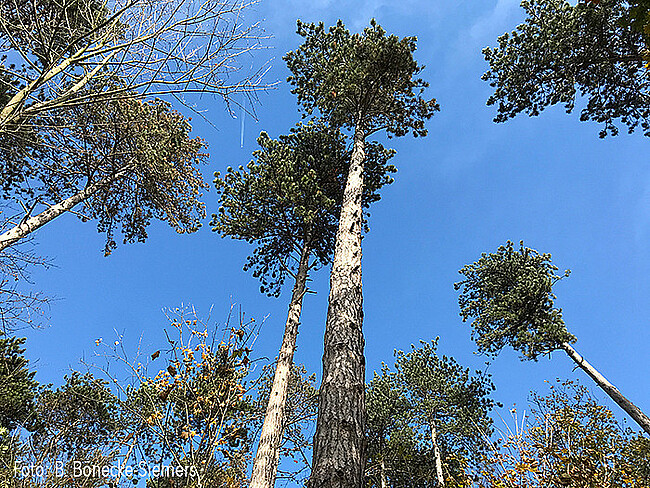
[{"xmin": 240, "ymin": 96, "xmax": 245, "ymax": 148}]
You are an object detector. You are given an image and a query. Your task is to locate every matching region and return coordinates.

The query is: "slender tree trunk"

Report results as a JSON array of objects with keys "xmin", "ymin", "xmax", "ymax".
[
  {"xmin": 561, "ymin": 342, "xmax": 650, "ymax": 435},
  {"xmin": 249, "ymin": 244, "xmax": 311, "ymax": 488},
  {"xmin": 380, "ymin": 458, "xmax": 388, "ymax": 488},
  {"xmin": 430, "ymin": 421, "xmax": 445, "ymax": 488},
  {"xmin": 309, "ymin": 125, "xmax": 367, "ymax": 488},
  {"xmin": 0, "ymin": 172, "xmax": 122, "ymax": 252}
]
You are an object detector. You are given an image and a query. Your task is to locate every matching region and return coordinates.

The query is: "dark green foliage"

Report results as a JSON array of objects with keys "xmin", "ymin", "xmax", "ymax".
[
  {"xmin": 284, "ymin": 19, "xmax": 439, "ymax": 135},
  {"xmin": 366, "ymin": 366, "xmax": 433, "ymax": 487},
  {"xmin": 455, "ymin": 241, "xmax": 575, "ymax": 361},
  {"xmin": 629, "ymin": 0, "xmax": 650, "ymax": 46},
  {"xmin": 212, "ymin": 122, "xmax": 395, "ymax": 296},
  {"xmin": 483, "ymin": 0, "xmax": 649, "ymax": 138},
  {"xmin": 365, "ymin": 340, "xmax": 497, "ymax": 487},
  {"xmin": 396, "ymin": 340, "xmax": 496, "ymax": 457},
  {"xmin": 0, "ymin": 372, "xmax": 123, "ymax": 488},
  {"xmin": 0, "ymin": 334, "xmax": 38, "ymax": 431}
]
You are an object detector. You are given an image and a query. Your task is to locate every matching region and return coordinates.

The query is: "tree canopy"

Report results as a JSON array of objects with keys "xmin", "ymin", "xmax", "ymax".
[
  {"xmin": 365, "ymin": 340, "xmax": 497, "ymax": 487},
  {"xmin": 0, "ymin": 0, "xmax": 266, "ymax": 254},
  {"xmin": 284, "ymin": 19, "xmax": 439, "ymax": 136},
  {"xmin": 212, "ymin": 122, "xmax": 395, "ymax": 296},
  {"xmin": 455, "ymin": 241, "xmax": 575, "ymax": 361},
  {"xmin": 483, "ymin": 0, "xmax": 650, "ymax": 138}
]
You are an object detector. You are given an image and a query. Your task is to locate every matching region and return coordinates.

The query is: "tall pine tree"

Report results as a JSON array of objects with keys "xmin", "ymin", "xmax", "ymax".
[{"xmin": 284, "ymin": 19, "xmax": 438, "ymax": 488}]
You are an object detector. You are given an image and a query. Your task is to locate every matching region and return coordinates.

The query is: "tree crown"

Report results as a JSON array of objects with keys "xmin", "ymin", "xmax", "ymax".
[
  {"xmin": 396, "ymin": 340, "xmax": 496, "ymax": 434},
  {"xmin": 365, "ymin": 340, "xmax": 497, "ymax": 487},
  {"xmin": 455, "ymin": 241, "xmax": 575, "ymax": 361},
  {"xmin": 483, "ymin": 0, "xmax": 649, "ymax": 138},
  {"xmin": 284, "ymin": 19, "xmax": 439, "ymax": 136}
]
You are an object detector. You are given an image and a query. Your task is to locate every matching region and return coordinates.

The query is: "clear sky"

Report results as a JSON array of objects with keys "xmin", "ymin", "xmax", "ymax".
[{"xmin": 20, "ymin": 0, "xmax": 650, "ymax": 440}]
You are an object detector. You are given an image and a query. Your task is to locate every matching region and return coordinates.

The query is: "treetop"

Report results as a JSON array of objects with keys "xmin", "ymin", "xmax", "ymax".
[
  {"xmin": 284, "ymin": 19, "xmax": 439, "ymax": 137},
  {"xmin": 455, "ymin": 241, "xmax": 575, "ymax": 361},
  {"xmin": 483, "ymin": 0, "xmax": 649, "ymax": 138}
]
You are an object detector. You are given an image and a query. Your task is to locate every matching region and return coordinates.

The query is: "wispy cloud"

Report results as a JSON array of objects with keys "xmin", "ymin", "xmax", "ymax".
[{"xmin": 470, "ymin": 0, "xmax": 521, "ymax": 42}]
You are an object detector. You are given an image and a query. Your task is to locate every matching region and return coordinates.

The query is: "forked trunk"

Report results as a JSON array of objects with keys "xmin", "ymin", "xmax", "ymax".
[
  {"xmin": 561, "ymin": 342, "xmax": 650, "ymax": 435},
  {"xmin": 249, "ymin": 244, "xmax": 311, "ymax": 488},
  {"xmin": 430, "ymin": 421, "xmax": 445, "ymax": 487},
  {"xmin": 309, "ymin": 126, "xmax": 367, "ymax": 488},
  {"xmin": 0, "ymin": 171, "xmax": 123, "ymax": 251}
]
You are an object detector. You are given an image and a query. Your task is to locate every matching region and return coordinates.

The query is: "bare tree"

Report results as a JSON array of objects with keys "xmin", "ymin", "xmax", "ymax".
[
  {"xmin": 0, "ymin": 0, "xmax": 268, "ymax": 126},
  {"xmin": 0, "ymin": 0, "xmax": 270, "ymax": 253},
  {"xmin": 0, "ymin": 206, "xmax": 50, "ymax": 333}
]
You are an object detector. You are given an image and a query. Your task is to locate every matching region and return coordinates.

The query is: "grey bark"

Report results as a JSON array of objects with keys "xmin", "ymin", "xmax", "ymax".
[
  {"xmin": 309, "ymin": 126, "xmax": 367, "ymax": 488},
  {"xmin": 249, "ymin": 244, "xmax": 311, "ymax": 488},
  {"xmin": 561, "ymin": 342, "xmax": 650, "ymax": 435},
  {"xmin": 430, "ymin": 421, "xmax": 445, "ymax": 488},
  {"xmin": 0, "ymin": 171, "xmax": 124, "ymax": 251}
]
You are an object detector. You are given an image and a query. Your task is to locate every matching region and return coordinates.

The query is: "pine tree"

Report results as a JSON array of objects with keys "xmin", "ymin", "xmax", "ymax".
[
  {"xmin": 456, "ymin": 241, "xmax": 650, "ymax": 435},
  {"xmin": 482, "ymin": 0, "xmax": 650, "ymax": 139},
  {"xmin": 284, "ymin": 20, "xmax": 438, "ymax": 488},
  {"xmin": 0, "ymin": 334, "xmax": 38, "ymax": 431},
  {"xmin": 366, "ymin": 340, "xmax": 496, "ymax": 488}
]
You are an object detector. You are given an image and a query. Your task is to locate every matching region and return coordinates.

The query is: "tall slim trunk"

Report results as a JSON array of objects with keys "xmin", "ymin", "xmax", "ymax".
[
  {"xmin": 380, "ymin": 458, "xmax": 388, "ymax": 488},
  {"xmin": 249, "ymin": 244, "xmax": 311, "ymax": 488},
  {"xmin": 430, "ymin": 421, "xmax": 445, "ymax": 488},
  {"xmin": 561, "ymin": 342, "xmax": 650, "ymax": 435},
  {"xmin": 309, "ymin": 126, "xmax": 367, "ymax": 488},
  {"xmin": 0, "ymin": 172, "xmax": 122, "ymax": 252}
]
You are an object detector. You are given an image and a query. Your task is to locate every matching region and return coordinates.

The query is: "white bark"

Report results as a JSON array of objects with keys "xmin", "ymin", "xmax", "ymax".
[
  {"xmin": 561, "ymin": 342, "xmax": 650, "ymax": 435},
  {"xmin": 380, "ymin": 458, "xmax": 388, "ymax": 488},
  {"xmin": 249, "ymin": 245, "xmax": 310, "ymax": 488},
  {"xmin": 0, "ymin": 172, "xmax": 122, "ymax": 252},
  {"xmin": 431, "ymin": 422, "xmax": 445, "ymax": 488}
]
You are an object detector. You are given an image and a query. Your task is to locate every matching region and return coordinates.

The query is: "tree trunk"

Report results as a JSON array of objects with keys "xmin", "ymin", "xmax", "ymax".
[
  {"xmin": 561, "ymin": 342, "xmax": 650, "ymax": 435},
  {"xmin": 309, "ymin": 126, "xmax": 367, "ymax": 488},
  {"xmin": 249, "ymin": 244, "xmax": 311, "ymax": 488},
  {"xmin": 380, "ymin": 458, "xmax": 388, "ymax": 488},
  {"xmin": 0, "ymin": 172, "xmax": 121, "ymax": 252},
  {"xmin": 430, "ymin": 422, "xmax": 445, "ymax": 488}
]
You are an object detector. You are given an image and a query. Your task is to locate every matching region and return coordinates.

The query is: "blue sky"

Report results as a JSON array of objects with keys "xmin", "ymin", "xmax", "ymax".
[{"xmin": 20, "ymin": 0, "xmax": 650, "ymax": 439}]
